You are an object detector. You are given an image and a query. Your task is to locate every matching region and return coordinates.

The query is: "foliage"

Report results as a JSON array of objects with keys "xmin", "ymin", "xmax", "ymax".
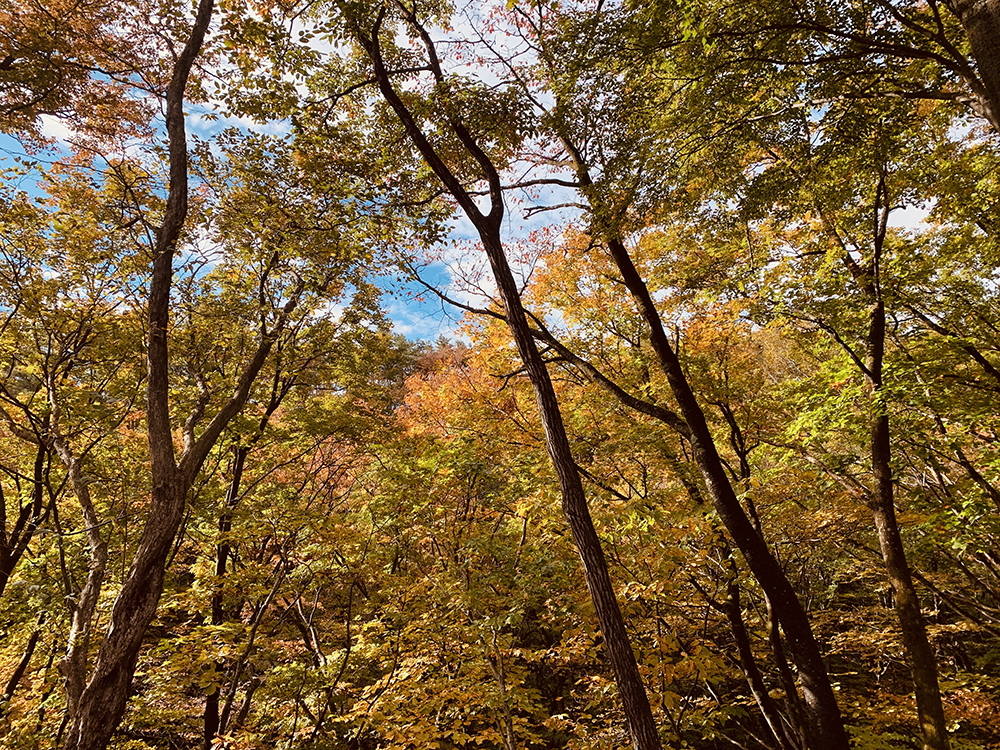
[{"xmin": 2, "ymin": 1, "xmax": 1000, "ymax": 749}]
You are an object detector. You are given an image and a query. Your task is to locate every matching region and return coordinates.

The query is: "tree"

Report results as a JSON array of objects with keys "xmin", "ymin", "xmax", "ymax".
[
  {"xmin": 286, "ymin": 2, "xmax": 666, "ymax": 747},
  {"xmin": 0, "ymin": 0, "xmax": 153, "ymax": 145},
  {"xmin": 4, "ymin": 0, "xmax": 1000, "ymax": 747}
]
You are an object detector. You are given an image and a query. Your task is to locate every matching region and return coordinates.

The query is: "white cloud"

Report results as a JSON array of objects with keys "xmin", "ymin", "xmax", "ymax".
[
  {"xmin": 39, "ymin": 114, "xmax": 76, "ymax": 144},
  {"xmin": 888, "ymin": 203, "xmax": 932, "ymax": 231}
]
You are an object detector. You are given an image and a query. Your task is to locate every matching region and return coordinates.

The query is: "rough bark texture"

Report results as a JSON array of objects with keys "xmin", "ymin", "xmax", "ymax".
[
  {"xmin": 481, "ymin": 231, "xmax": 662, "ymax": 750},
  {"xmin": 353, "ymin": 7, "xmax": 663, "ymax": 749},
  {"xmin": 52, "ymin": 433, "xmax": 108, "ymax": 723},
  {"xmin": 64, "ymin": 480, "xmax": 184, "ymax": 750},
  {"xmin": 954, "ymin": 0, "xmax": 1000, "ymax": 131}
]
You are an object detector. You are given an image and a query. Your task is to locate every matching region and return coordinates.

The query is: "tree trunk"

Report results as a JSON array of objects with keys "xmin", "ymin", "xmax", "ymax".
[
  {"xmin": 52, "ymin": 434, "xmax": 108, "ymax": 724},
  {"xmin": 0, "ymin": 433, "xmax": 49, "ymax": 600},
  {"xmin": 723, "ymin": 575, "xmax": 800, "ymax": 750},
  {"xmin": 1, "ymin": 613, "xmax": 45, "ymax": 715},
  {"xmin": 953, "ymin": 0, "xmax": 1000, "ymax": 131},
  {"xmin": 559, "ymin": 143, "xmax": 848, "ymax": 750},
  {"xmin": 64, "ymin": 477, "xmax": 186, "ymax": 750},
  {"xmin": 207, "ymin": 377, "xmax": 288, "ymax": 747},
  {"xmin": 62, "ymin": 2, "xmax": 214, "ymax": 747},
  {"xmin": 205, "ymin": 446, "xmax": 249, "ymax": 749},
  {"xmin": 481, "ymin": 233, "xmax": 663, "ymax": 750},
  {"xmin": 354, "ymin": 9, "xmax": 663, "ymax": 748},
  {"xmin": 831, "ymin": 174, "xmax": 947, "ymax": 750},
  {"xmin": 865, "ymin": 301, "xmax": 949, "ymax": 750}
]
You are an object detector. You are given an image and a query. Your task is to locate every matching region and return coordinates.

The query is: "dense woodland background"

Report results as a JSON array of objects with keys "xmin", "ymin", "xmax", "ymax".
[{"xmin": 2, "ymin": 1, "xmax": 1000, "ymax": 749}]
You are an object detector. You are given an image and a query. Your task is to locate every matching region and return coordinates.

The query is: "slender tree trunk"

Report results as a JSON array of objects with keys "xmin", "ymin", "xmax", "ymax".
[
  {"xmin": 827, "ymin": 172, "xmax": 948, "ymax": 750},
  {"xmin": 865, "ymin": 301, "xmax": 949, "ymax": 750},
  {"xmin": 0, "ymin": 613, "xmax": 45, "ymax": 715},
  {"xmin": 481, "ymin": 234, "xmax": 663, "ymax": 750},
  {"xmin": 608, "ymin": 228, "xmax": 847, "ymax": 750},
  {"xmin": 558, "ymin": 142, "xmax": 847, "ymax": 750},
  {"xmin": 207, "ymin": 377, "xmax": 288, "ymax": 747},
  {"xmin": 0, "ymin": 432, "xmax": 49, "ymax": 599},
  {"xmin": 352, "ymin": 9, "xmax": 663, "ymax": 748},
  {"xmin": 219, "ymin": 567, "xmax": 284, "ymax": 734},
  {"xmin": 231, "ymin": 677, "xmax": 260, "ymax": 731},
  {"xmin": 49, "ymin": 386, "xmax": 108, "ymax": 725},
  {"xmin": 723, "ymin": 575, "xmax": 800, "ymax": 750},
  {"xmin": 205, "ymin": 446, "xmax": 249, "ymax": 749}
]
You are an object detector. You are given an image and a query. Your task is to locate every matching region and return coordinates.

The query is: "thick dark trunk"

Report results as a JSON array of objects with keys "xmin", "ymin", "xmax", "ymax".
[
  {"xmin": 550, "ymin": 132, "xmax": 846, "ymax": 747},
  {"xmin": 870, "ymin": 422, "xmax": 949, "ymax": 750},
  {"xmin": 481, "ymin": 234, "xmax": 662, "ymax": 750},
  {"xmin": 65, "ymin": 477, "xmax": 186, "ymax": 750},
  {"xmin": 205, "ymin": 690, "xmax": 220, "ymax": 750},
  {"xmin": 954, "ymin": 0, "xmax": 1000, "ymax": 131},
  {"xmin": 836, "ymin": 177, "xmax": 947, "ymax": 749}
]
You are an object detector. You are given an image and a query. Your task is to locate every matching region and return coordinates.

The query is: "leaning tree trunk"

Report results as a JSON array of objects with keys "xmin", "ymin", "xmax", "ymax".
[
  {"xmin": 557, "ymin": 136, "xmax": 849, "ymax": 750},
  {"xmin": 604, "ymin": 232, "xmax": 847, "ymax": 750},
  {"xmin": 351, "ymin": 7, "xmax": 663, "ymax": 749}
]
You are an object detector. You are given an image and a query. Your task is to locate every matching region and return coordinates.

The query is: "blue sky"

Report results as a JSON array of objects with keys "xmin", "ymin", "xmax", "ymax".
[{"xmin": 2, "ymin": 114, "xmax": 580, "ymax": 345}]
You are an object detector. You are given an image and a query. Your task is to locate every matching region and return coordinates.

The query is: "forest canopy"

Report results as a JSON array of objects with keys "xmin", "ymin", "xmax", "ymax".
[{"xmin": 1, "ymin": 1, "xmax": 1000, "ymax": 750}]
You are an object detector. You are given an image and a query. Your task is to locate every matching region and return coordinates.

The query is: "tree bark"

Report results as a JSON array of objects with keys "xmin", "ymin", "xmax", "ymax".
[
  {"xmin": 723, "ymin": 575, "xmax": 800, "ymax": 750},
  {"xmin": 52, "ymin": 432, "xmax": 108, "ymax": 723},
  {"xmin": 834, "ymin": 174, "xmax": 948, "ymax": 750},
  {"xmin": 558, "ymin": 140, "xmax": 848, "ymax": 750},
  {"xmin": 865, "ymin": 300, "xmax": 949, "ymax": 750},
  {"xmin": 62, "ymin": 2, "xmax": 214, "ymax": 747},
  {"xmin": 481, "ymin": 231, "xmax": 662, "ymax": 750},
  {"xmin": 953, "ymin": 0, "xmax": 1000, "ymax": 131},
  {"xmin": 351, "ymin": 8, "xmax": 663, "ymax": 749}
]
